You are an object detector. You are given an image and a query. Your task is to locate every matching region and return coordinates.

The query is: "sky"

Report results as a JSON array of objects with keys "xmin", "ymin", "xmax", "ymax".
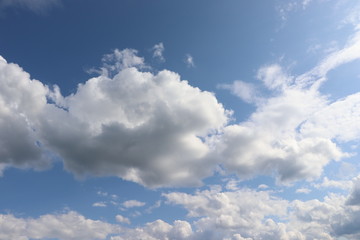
[{"xmin": 1, "ymin": 0, "xmax": 360, "ymax": 239}]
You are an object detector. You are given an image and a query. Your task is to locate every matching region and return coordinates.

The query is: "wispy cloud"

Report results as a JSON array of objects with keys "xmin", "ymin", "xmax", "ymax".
[
  {"xmin": 152, "ymin": 42, "xmax": 165, "ymax": 62},
  {"xmin": 0, "ymin": 0, "xmax": 61, "ymax": 14},
  {"xmin": 185, "ymin": 54, "xmax": 195, "ymax": 68}
]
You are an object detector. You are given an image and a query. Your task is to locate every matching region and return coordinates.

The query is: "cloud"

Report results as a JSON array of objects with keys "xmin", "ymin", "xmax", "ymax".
[
  {"xmin": 164, "ymin": 187, "xmax": 290, "ymax": 239},
  {"xmin": 313, "ymin": 177, "xmax": 352, "ymax": 190},
  {"xmin": 0, "ymin": 0, "xmax": 60, "ymax": 14},
  {"xmin": 217, "ymin": 80, "xmax": 259, "ymax": 104},
  {"xmin": 122, "ymin": 200, "xmax": 146, "ymax": 208},
  {"xmin": 296, "ymin": 29, "xmax": 360, "ymax": 87},
  {"xmin": 214, "ymin": 26, "xmax": 360, "ymax": 184},
  {"xmin": 346, "ymin": 176, "xmax": 360, "ymax": 206},
  {"xmin": 1, "ymin": 24, "xmax": 360, "ymax": 188},
  {"xmin": 300, "ymin": 92, "xmax": 360, "ymax": 142},
  {"xmin": 111, "ymin": 219, "xmax": 193, "ymax": 240},
  {"xmin": 41, "ymin": 59, "xmax": 228, "ymax": 187},
  {"xmin": 185, "ymin": 54, "xmax": 195, "ymax": 68},
  {"xmin": 100, "ymin": 48, "xmax": 147, "ymax": 77},
  {"xmin": 92, "ymin": 202, "xmax": 107, "ymax": 207},
  {"xmin": 116, "ymin": 214, "xmax": 131, "ymax": 225},
  {"xmin": 152, "ymin": 42, "xmax": 165, "ymax": 62},
  {"xmin": 257, "ymin": 64, "xmax": 293, "ymax": 90},
  {"xmin": 296, "ymin": 188, "xmax": 311, "ymax": 194},
  {"xmin": 0, "ymin": 49, "xmax": 229, "ymax": 187},
  {"xmin": 0, "ymin": 56, "xmax": 51, "ymax": 174},
  {"xmin": 215, "ymin": 86, "xmax": 344, "ymax": 183},
  {"xmin": 0, "ymin": 211, "xmax": 118, "ymax": 240}
]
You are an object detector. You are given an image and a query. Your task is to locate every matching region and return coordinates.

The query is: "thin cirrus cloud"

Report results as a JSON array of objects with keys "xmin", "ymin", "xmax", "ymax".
[{"xmin": 0, "ymin": 0, "xmax": 60, "ymax": 14}]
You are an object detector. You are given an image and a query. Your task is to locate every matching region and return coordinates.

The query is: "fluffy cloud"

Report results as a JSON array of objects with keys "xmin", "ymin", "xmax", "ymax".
[
  {"xmin": 164, "ymin": 187, "xmax": 290, "ymax": 239},
  {"xmin": 0, "ymin": 50, "xmax": 229, "ymax": 187},
  {"xmin": 116, "ymin": 214, "xmax": 131, "ymax": 224},
  {"xmin": 0, "ymin": 211, "xmax": 118, "ymax": 240},
  {"xmin": 215, "ymin": 85, "xmax": 344, "ymax": 183},
  {"xmin": 111, "ymin": 219, "xmax": 193, "ymax": 240},
  {"xmin": 41, "ymin": 63, "xmax": 228, "ymax": 187},
  {"xmin": 215, "ymin": 27, "xmax": 360, "ymax": 184},
  {"xmin": 346, "ymin": 176, "xmax": 360, "ymax": 206},
  {"xmin": 0, "ymin": 56, "xmax": 50, "ymax": 174}
]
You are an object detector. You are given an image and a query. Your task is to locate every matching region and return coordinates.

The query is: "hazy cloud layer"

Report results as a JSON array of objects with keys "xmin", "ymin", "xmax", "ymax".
[{"xmin": 0, "ymin": 0, "xmax": 60, "ymax": 14}]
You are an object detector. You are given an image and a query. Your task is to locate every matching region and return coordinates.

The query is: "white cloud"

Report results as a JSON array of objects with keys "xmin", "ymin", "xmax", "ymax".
[
  {"xmin": 214, "ymin": 25, "xmax": 360, "ymax": 184},
  {"xmin": 258, "ymin": 184, "xmax": 269, "ymax": 189},
  {"xmin": 0, "ymin": 211, "xmax": 118, "ymax": 240},
  {"xmin": 300, "ymin": 92, "xmax": 360, "ymax": 142},
  {"xmin": 296, "ymin": 29, "xmax": 360, "ymax": 87},
  {"xmin": 215, "ymin": 86, "xmax": 344, "ymax": 183},
  {"xmin": 164, "ymin": 187, "xmax": 290, "ymax": 239},
  {"xmin": 346, "ymin": 176, "xmax": 360, "ymax": 206},
  {"xmin": 313, "ymin": 177, "xmax": 352, "ymax": 190},
  {"xmin": 0, "ymin": 0, "xmax": 60, "ymax": 14},
  {"xmin": 0, "ymin": 57, "xmax": 51, "ymax": 174},
  {"xmin": 152, "ymin": 42, "xmax": 165, "ymax": 62},
  {"xmin": 257, "ymin": 64, "xmax": 293, "ymax": 90},
  {"xmin": 296, "ymin": 188, "xmax": 311, "ymax": 194},
  {"xmin": 100, "ymin": 48, "xmax": 147, "ymax": 77},
  {"xmin": 122, "ymin": 200, "xmax": 146, "ymax": 208},
  {"xmin": 92, "ymin": 202, "xmax": 107, "ymax": 207},
  {"xmin": 0, "ymin": 50, "xmax": 229, "ymax": 188},
  {"xmin": 111, "ymin": 219, "xmax": 193, "ymax": 240},
  {"xmin": 116, "ymin": 214, "xmax": 131, "ymax": 224},
  {"xmin": 217, "ymin": 80, "xmax": 259, "ymax": 104},
  {"xmin": 185, "ymin": 54, "xmax": 195, "ymax": 68}
]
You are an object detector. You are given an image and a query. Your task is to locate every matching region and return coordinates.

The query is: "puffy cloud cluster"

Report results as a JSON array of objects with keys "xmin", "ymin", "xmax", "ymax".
[
  {"xmin": 0, "ymin": 50, "xmax": 229, "ymax": 188},
  {"xmin": 2, "ymin": 180, "xmax": 360, "ymax": 239},
  {"xmin": 216, "ymin": 82, "xmax": 345, "ymax": 182},
  {"xmin": 0, "ymin": 211, "xmax": 118, "ymax": 240}
]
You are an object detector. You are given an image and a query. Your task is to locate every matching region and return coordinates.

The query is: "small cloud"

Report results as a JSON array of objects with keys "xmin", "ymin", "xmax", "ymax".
[
  {"xmin": 296, "ymin": 188, "xmax": 311, "ymax": 194},
  {"xmin": 145, "ymin": 200, "xmax": 162, "ymax": 214},
  {"xmin": 258, "ymin": 184, "xmax": 269, "ymax": 189},
  {"xmin": 115, "ymin": 214, "xmax": 131, "ymax": 224},
  {"xmin": 217, "ymin": 80, "xmax": 259, "ymax": 104},
  {"xmin": 185, "ymin": 54, "xmax": 195, "ymax": 68},
  {"xmin": 100, "ymin": 48, "xmax": 147, "ymax": 77},
  {"xmin": 97, "ymin": 191, "xmax": 108, "ymax": 197},
  {"xmin": 122, "ymin": 200, "xmax": 146, "ymax": 208},
  {"xmin": 152, "ymin": 42, "xmax": 165, "ymax": 62},
  {"xmin": 92, "ymin": 202, "xmax": 107, "ymax": 207}
]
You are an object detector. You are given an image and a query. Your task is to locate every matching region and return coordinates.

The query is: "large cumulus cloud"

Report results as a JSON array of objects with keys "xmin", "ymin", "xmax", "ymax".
[
  {"xmin": 0, "ymin": 50, "xmax": 229, "ymax": 187},
  {"xmin": 0, "ymin": 56, "xmax": 50, "ymax": 173}
]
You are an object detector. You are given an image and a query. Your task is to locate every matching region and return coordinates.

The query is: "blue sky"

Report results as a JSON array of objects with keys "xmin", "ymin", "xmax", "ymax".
[{"xmin": 1, "ymin": 0, "xmax": 360, "ymax": 239}]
